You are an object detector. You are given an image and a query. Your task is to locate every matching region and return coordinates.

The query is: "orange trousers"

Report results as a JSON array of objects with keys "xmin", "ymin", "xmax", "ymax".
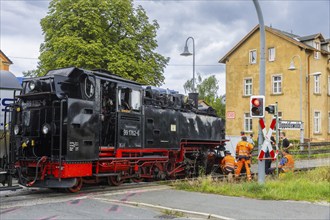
[{"xmin": 235, "ymin": 158, "xmax": 251, "ymax": 180}]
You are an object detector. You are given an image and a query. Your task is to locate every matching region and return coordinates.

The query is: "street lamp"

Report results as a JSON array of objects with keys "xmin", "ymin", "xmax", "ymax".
[
  {"xmin": 288, "ymin": 55, "xmax": 304, "ymax": 145},
  {"xmin": 180, "ymin": 37, "xmax": 195, "ymax": 92}
]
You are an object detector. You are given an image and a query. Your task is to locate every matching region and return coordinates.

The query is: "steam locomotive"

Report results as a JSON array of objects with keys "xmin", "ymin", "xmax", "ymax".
[{"xmin": 2, "ymin": 67, "xmax": 225, "ymax": 192}]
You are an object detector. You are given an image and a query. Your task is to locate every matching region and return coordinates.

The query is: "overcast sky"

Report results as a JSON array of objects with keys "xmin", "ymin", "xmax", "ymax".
[{"xmin": 0, "ymin": 0, "xmax": 329, "ymax": 95}]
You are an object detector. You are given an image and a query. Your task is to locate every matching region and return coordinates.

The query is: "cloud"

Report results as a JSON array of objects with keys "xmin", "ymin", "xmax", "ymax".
[
  {"xmin": 2, "ymin": 36, "xmax": 42, "ymax": 76},
  {"xmin": 0, "ymin": 0, "xmax": 48, "ymax": 75},
  {"xmin": 0, "ymin": 1, "xmax": 47, "ymax": 37},
  {"xmin": 137, "ymin": 1, "xmax": 256, "ymax": 95}
]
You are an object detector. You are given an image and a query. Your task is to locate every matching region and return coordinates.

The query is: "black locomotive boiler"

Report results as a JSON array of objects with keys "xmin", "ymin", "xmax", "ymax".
[{"xmin": 7, "ymin": 67, "xmax": 225, "ymax": 192}]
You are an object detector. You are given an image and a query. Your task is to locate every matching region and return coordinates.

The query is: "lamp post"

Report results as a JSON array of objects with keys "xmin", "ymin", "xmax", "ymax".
[
  {"xmin": 180, "ymin": 37, "xmax": 195, "ymax": 92},
  {"xmin": 253, "ymin": 0, "xmax": 266, "ymax": 184},
  {"xmin": 288, "ymin": 55, "xmax": 304, "ymax": 145}
]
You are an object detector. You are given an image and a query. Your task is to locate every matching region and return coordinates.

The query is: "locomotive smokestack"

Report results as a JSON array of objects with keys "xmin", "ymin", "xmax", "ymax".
[{"xmin": 188, "ymin": 92, "xmax": 199, "ymax": 109}]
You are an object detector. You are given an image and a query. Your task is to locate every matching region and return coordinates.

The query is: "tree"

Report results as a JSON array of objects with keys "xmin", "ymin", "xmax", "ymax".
[
  {"xmin": 37, "ymin": 0, "xmax": 169, "ymax": 86},
  {"xmin": 183, "ymin": 74, "xmax": 225, "ymax": 119},
  {"xmin": 211, "ymin": 95, "xmax": 226, "ymax": 119},
  {"xmin": 197, "ymin": 75, "xmax": 219, "ymax": 102}
]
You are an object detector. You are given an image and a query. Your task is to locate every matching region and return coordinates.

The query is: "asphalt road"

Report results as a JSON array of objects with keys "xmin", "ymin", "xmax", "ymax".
[
  {"xmin": 1, "ymin": 184, "xmax": 329, "ymax": 220},
  {"xmin": 0, "ymin": 185, "xmax": 193, "ymax": 220},
  {"xmin": 108, "ymin": 186, "xmax": 330, "ymax": 220}
]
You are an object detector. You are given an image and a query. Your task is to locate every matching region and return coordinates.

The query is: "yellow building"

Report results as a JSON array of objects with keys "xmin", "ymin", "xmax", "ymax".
[
  {"xmin": 0, "ymin": 50, "xmax": 13, "ymax": 71},
  {"xmin": 220, "ymin": 25, "xmax": 330, "ymax": 142}
]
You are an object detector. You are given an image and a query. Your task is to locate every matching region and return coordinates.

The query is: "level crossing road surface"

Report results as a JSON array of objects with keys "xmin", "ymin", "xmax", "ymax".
[{"xmin": 1, "ymin": 184, "xmax": 329, "ymax": 220}]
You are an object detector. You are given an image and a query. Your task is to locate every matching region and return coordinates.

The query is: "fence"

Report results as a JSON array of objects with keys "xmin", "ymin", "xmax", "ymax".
[{"xmin": 251, "ymin": 142, "xmax": 330, "ymax": 159}]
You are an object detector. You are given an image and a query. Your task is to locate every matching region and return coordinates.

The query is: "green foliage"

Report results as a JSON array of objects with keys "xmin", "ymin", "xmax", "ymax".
[
  {"xmin": 210, "ymin": 95, "xmax": 226, "ymax": 119},
  {"xmin": 183, "ymin": 73, "xmax": 202, "ymax": 94},
  {"xmin": 37, "ymin": 0, "xmax": 168, "ymax": 86},
  {"xmin": 162, "ymin": 209, "xmax": 185, "ymax": 218},
  {"xmin": 197, "ymin": 75, "xmax": 219, "ymax": 101},
  {"xmin": 183, "ymin": 73, "xmax": 225, "ymax": 119},
  {"xmin": 172, "ymin": 167, "xmax": 330, "ymax": 203}
]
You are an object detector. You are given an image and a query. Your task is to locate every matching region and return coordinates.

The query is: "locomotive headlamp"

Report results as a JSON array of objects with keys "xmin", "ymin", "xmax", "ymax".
[
  {"xmin": 42, "ymin": 123, "xmax": 51, "ymax": 135},
  {"xmin": 28, "ymin": 80, "xmax": 42, "ymax": 91},
  {"xmin": 28, "ymin": 80, "xmax": 36, "ymax": 91},
  {"xmin": 14, "ymin": 125, "xmax": 21, "ymax": 135}
]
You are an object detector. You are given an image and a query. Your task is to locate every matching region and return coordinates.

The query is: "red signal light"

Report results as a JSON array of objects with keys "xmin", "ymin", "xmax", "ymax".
[
  {"xmin": 250, "ymin": 95, "xmax": 265, "ymax": 118},
  {"xmin": 251, "ymin": 98, "xmax": 260, "ymax": 107}
]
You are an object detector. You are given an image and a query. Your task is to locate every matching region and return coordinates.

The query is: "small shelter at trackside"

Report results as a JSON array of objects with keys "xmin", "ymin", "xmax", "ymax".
[
  {"xmin": 0, "ymin": 50, "xmax": 22, "ymax": 160},
  {"xmin": 0, "ymin": 50, "xmax": 22, "ymax": 131},
  {"xmin": 0, "ymin": 70, "xmax": 22, "ymax": 129}
]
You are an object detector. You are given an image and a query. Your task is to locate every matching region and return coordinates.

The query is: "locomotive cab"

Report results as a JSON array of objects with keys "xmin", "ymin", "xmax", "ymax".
[{"xmin": 100, "ymin": 80, "xmax": 144, "ymax": 149}]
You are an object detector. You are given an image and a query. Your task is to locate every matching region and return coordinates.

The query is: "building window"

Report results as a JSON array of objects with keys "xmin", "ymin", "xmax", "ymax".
[
  {"xmin": 328, "ymin": 112, "xmax": 330, "ymax": 133},
  {"xmin": 314, "ymin": 41, "xmax": 320, "ymax": 59},
  {"xmin": 328, "ymin": 76, "xmax": 330, "ymax": 95},
  {"xmin": 244, "ymin": 113, "xmax": 252, "ymax": 132},
  {"xmin": 244, "ymin": 78, "xmax": 253, "ymax": 96},
  {"xmin": 249, "ymin": 49, "xmax": 257, "ymax": 64},
  {"xmin": 314, "ymin": 74, "xmax": 321, "ymax": 94},
  {"xmin": 272, "ymin": 75, "xmax": 282, "ymax": 94},
  {"xmin": 314, "ymin": 111, "xmax": 321, "ymax": 133},
  {"xmin": 268, "ymin": 47, "xmax": 275, "ymax": 61}
]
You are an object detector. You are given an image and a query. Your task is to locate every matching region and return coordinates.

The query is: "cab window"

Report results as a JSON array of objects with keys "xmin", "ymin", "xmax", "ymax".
[
  {"xmin": 130, "ymin": 90, "xmax": 141, "ymax": 111},
  {"xmin": 118, "ymin": 88, "xmax": 141, "ymax": 112}
]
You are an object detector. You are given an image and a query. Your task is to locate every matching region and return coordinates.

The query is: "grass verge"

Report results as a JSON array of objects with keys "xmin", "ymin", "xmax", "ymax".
[{"xmin": 171, "ymin": 167, "xmax": 330, "ymax": 203}]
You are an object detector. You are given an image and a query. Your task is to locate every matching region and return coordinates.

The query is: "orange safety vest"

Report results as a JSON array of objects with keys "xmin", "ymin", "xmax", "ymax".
[
  {"xmin": 282, "ymin": 154, "xmax": 295, "ymax": 172},
  {"xmin": 236, "ymin": 141, "xmax": 253, "ymax": 158},
  {"xmin": 221, "ymin": 155, "xmax": 236, "ymax": 169}
]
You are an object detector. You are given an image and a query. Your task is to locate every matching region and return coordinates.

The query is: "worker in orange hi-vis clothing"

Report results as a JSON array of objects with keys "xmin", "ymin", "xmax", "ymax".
[
  {"xmin": 235, "ymin": 136, "xmax": 254, "ymax": 180},
  {"xmin": 221, "ymin": 150, "xmax": 236, "ymax": 174}
]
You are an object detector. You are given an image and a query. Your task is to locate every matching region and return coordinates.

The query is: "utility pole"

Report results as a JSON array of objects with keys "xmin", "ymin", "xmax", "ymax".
[{"xmin": 253, "ymin": 0, "xmax": 266, "ymax": 184}]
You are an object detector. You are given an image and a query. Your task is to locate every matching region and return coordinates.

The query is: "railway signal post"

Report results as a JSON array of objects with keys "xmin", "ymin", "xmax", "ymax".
[
  {"xmin": 250, "ymin": 95, "xmax": 266, "ymax": 182},
  {"xmin": 258, "ymin": 102, "xmax": 280, "ymax": 176}
]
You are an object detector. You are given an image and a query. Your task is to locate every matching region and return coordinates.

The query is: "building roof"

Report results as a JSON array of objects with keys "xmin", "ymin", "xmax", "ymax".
[
  {"xmin": 0, "ymin": 70, "xmax": 22, "ymax": 90},
  {"xmin": 0, "ymin": 50, "xmax": 13, "ymax": 65},
  {"xmin": 219, "ymin": 25, "xmax": 329, "ymax": 63},
  {"xmin": 297, "ymin": 33, "xmax": 324, "ymax": 42},
  {"xmin": 321, "ymin": 38, "xmax": 330, "ymax": 45},
  {"xmin": 269, "ymin": 28, "xmax": 300, "ymax": 39}
]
